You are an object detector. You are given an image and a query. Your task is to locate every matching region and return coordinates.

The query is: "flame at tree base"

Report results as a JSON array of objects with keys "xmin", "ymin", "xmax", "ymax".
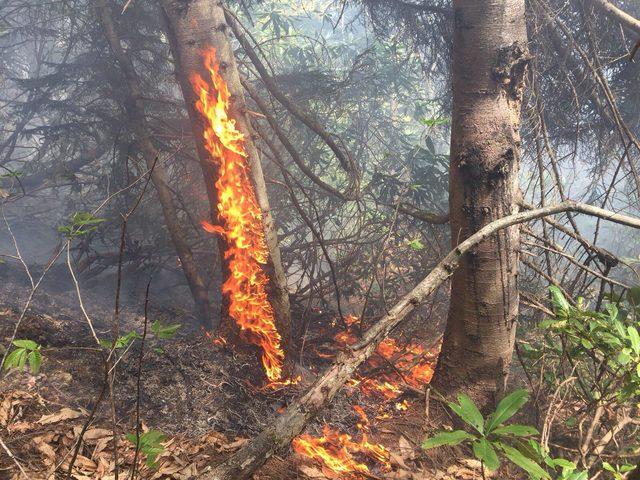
[{"xmin": 192, "ymin": 48, "xmax": 286, "ymax": 382}]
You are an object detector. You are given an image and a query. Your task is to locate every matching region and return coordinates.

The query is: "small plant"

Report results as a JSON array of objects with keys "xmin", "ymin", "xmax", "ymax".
[
  {"xmin": 99, "ymin": 330, "xmax": 140, "ymax": 350},
  {"xmin": 423, "ymin": 389, "xmax": 552, "ymax": 479},
  {"xmin": 419, "ymin": 116, "xmax": 450, "ymax": 127},
  {"xmin": 538, "ymin": 286, "xmax": 640, "ymax": 403},
  {"xmin": 99, "ymin": 322, "xmax": 180, "ymax": 353},
  {"xmin": 126, "ymin": 429, "xmax": 166, "ymax": 468},
  {"xmin": 58, "ymin": 212, "xmax": 105, "ymax": 238},
  {"xmin": 150, "ymin": 320, "xmax": 181, "ymax": 339},
  {"xmin": 602, "ymin": 462, "xmax": 635, "ymax": 479},
  {"xmin": 3, "ymin": 339, "xmax": 42, "ymax": 375},
  {"xmin": 406, "ymin": 238, "xmax": 425, "ymax": 250}
]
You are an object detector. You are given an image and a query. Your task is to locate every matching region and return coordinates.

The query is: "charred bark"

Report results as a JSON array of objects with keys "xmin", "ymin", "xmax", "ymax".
[
  {"xmin": 432, "ymin": 0, "xmax": 530, "ymax": 407},
  {"xmin": 159, "ymin": 0, "xmax": 293, "ymax": 372},
  {"xmin": 96, "ymin": 0, "xmax": 213, "ymax": 328}
]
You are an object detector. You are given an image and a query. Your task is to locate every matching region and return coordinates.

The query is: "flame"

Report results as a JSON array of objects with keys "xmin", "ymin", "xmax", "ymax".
[
  {"xmin": 330, "ymin": 319, "xmax": 436, "ymax": 398},
  {"xmin": 192, "ymin": 48, "xmax": 285, "ymax": 382},
  {"xmin": 295, "ymin": 318, "xmax": 437, "ymax": 476},
  {"xmin": 293, "ymin": 425, "xmax": 390, "ymax": 478}
]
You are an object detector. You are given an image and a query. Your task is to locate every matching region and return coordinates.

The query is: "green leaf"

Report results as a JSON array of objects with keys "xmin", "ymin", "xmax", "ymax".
[
  {"xmin": 17, "ymin": 349, "xmax": 27, "ymax": 370},
  {"xmin": 101, "ymin": 331, "xmax": 139, "ymax": 350},
  {"xmin": 486, "ymin": 389, "xmax": 529, "ymax": 432},
  {"xmin": 3, "ymin": 348, "xmax": 24, "ymax": 370},
  {"xmin": 549, "ymin": 286, "xmax": 570, "ymax": 316},
  {"xmin": 422, "ymin": 430, "xmax": 475, "ymax": 449},
  {"xmin": 491, "ymin": 424, "xmax": 538, "ymax": 437},
  {"xmin": 565, "ymin": 472, "xmax": 587, "ymax": 480},
  {"xmin": 140, "ymin": 430, "xmax": 165, "ymax": 444},
  {"xmin": 449, "ymin": 394, "xmax": 484, "ymax": 434},
  {"xmin": 580, "ymin": 338, "xmax": 593, "ymax": 349},
  {"xmin": 28, "ymin": 350, "xmax": 42, "ymax": 375},
  {"xmin": 627, "ymin": 326, "xmax": 640, "ymax": 355},
  {"xmin": 472, "ymin": 438, "xmax": 500, "ymax": 471},
  {"xmin": 627, "ymin": 286, "xmax": 640, "ymax": 308},
  {"xmin": 13, "ymin": 339, "xmax": 38, "ymax": 350},
  {"xmin": 406, "ymin": 238, "xmax": 424, "ymax": 250},
  {"xmin": 551, "ymin": 458, "xmax": 576, "ymax": 469},
  {"xmin": 151, "ymin": 321, "xmax": 182, "ymax": 340},
  {"xmin": 499, "ymin": 443, "xmax": 550, "ymax": 479},
  {"xmin": 419, "ymin": 116, "xmax": 449, "ymax": 127},
  {"xmin": 617, "ymin": 350, "xmax": 631, "ymax": 365},
  {"xmin": 126, "ymin": 430, "xmax": 166, "ymax": 469}
]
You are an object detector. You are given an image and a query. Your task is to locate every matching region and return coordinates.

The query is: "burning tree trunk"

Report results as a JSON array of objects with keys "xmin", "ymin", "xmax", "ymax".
[
  {"xmin": 432, "ymin": 0, "xmax": 529, "ymax": 407},
  {"xmin": 96, "ymin": 0, "xmax": 213, "ymax": 327},
  {"xmin": 160, "ymin": 0, "xmax": 293, "ymax": 381}
]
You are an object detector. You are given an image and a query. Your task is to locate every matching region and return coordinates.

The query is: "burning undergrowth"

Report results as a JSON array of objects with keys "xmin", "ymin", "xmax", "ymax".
[
  {"xmin": 290, "ymin": 314, "xmax": 440, "ymax": 478},
  {"xmin": 1, "ymin": 291, "xmax": 445, "ymax": 479}
]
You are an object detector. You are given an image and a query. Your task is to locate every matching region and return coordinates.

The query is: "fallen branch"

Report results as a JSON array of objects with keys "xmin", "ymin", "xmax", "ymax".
[{"xmin": 204, "ymin": 200, "xmax": 640, "ymax": 479}]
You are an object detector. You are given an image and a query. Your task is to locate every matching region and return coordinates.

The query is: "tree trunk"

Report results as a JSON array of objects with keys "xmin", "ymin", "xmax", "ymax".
[
  {"xmin": 433, "ymin": 0, "xmax": 530, "ymax": 407},
  {"xmin": 97, "ymin": 0, "xmax": 213, "ymax": 328},
  {"xmin": 159, "ymin": 0, "xmax": 292, "ymax": 373}
]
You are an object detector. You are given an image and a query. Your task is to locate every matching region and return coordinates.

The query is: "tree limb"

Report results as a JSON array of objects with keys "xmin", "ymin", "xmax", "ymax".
[
  {"xmin": 590, "ymin": 0, "xmax": 640, "ymax": 35},
  {"xmin": 224, "ymin": 8, "xmax": 359, "ymax": 186}
]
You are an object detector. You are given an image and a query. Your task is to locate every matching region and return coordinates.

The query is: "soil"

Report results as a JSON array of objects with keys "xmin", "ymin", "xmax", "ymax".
[{"xmin": 0, "ymin": 267, "xmax": 527, "ymax": 479}]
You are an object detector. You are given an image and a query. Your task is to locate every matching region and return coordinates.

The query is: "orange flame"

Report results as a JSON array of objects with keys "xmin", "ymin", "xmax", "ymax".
[
  {"xmin": 293, "ymin": 425, "xmax": 390, "ymax": 478},
  {"xmin": 331, "ymin": 319, "xmax": 435, "ymax": 398},
  {"xmin": 192, "ymin": 48, "xmax": 285, "ymax": 382},
  {"xmin": 295, "ymin": 318, "xmax": 437, "ymax": 475}
]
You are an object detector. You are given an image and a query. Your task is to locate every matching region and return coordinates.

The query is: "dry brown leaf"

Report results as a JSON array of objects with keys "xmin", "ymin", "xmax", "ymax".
[
  {"xmin": 7, "ymin": 421, "xmax": 33, "ymax": 433},
  {"xmin": 446, "ymin": 464, "xmax": 478, "ymax": 479},
  {"xmin": 0, "ymin": 396, "xmax": 14, "ymax": 426},
  {"xmin": 298, "ymin": 465, "xmax": 329, "ymax": 479},
  {"xmin": 92, "ymin": 437, "xmax": 111, "ymax": 457},
  {"xmin": 94, "ymin": 453, "xmax": 113, "ymax": 477},
  {"xmin": 1, "ymin": 391, "xmax": 34, "ymax": 426},
  {"xmin": 32, "ymin": 436, "xmax": 57, "ymax": 466},
  {"xmin": 219, "ymin": 437, "xmax": 248, "ymax": 452},
  {"xmin": 74, "ymin": 454, "xmax": 98, "ymax": 471},
  {"xmin": 389, "ymin": 450, "xmax": 411, "ymax": 470},
  {"xmin": 386, "ymin": 470, "xmax": 414, "ymax": 479},
  {"xmin": 84, "ymin": 428, "xmax": 112, "ymax": 441},
  {"xmin": 398, "ymin": 436, "xmax": 414, "ymax": 458},
  {"xmin": 38, "ymin": 407, "xmax": 84, "ymax": 425}
]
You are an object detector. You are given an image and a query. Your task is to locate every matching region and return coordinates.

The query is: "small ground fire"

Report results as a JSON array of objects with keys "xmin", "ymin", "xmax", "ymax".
[
  {"xmin": 191, "ymin": 48, "xmax": 285, "ymax": 382},
  {"xmin": 292, "ymin": 315, "xmax": 437, "ymax": 476}
]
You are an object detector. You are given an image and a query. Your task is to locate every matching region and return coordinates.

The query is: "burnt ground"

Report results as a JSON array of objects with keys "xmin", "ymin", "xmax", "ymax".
[{"xmin": 0, "ymin": 265, "xmax": 530, "ymax": 479}]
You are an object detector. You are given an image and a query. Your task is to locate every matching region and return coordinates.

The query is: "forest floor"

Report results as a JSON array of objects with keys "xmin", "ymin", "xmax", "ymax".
[{"xmin": 0, "ymin": 271, "xmax": 528, "ymax": 479}]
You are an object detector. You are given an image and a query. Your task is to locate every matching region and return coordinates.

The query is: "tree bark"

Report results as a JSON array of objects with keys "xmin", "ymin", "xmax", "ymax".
[
  {"xmin": 433, "ymin": 0, "xmax": 530, "ymax": 406},
  {"xmin": 96, "ymin": 0, "xmax": 213, "ymax": 327},
  {"xmin": 159, "ymin": 0, "xmax": 292, "ymax": 368},
  {"xmin": 203, "ymin": 201, "xmax": 640, "ymax": 480}
]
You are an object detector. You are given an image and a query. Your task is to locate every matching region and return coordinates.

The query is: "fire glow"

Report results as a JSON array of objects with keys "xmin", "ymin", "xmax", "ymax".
[
  {"xmin": 335, "ymin": 316, "xmax": 436, "ymax": 398},
  {"xmin": 192, "ymin": 48, "xmax": 285, "ymax": 382},
  {"xmin": 293, "ymin": 409, "xmax": 391, "ymax": 478},
  {"xmin": 294, "ymin": 316, "xmax": 437, "ymax": 476}
]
